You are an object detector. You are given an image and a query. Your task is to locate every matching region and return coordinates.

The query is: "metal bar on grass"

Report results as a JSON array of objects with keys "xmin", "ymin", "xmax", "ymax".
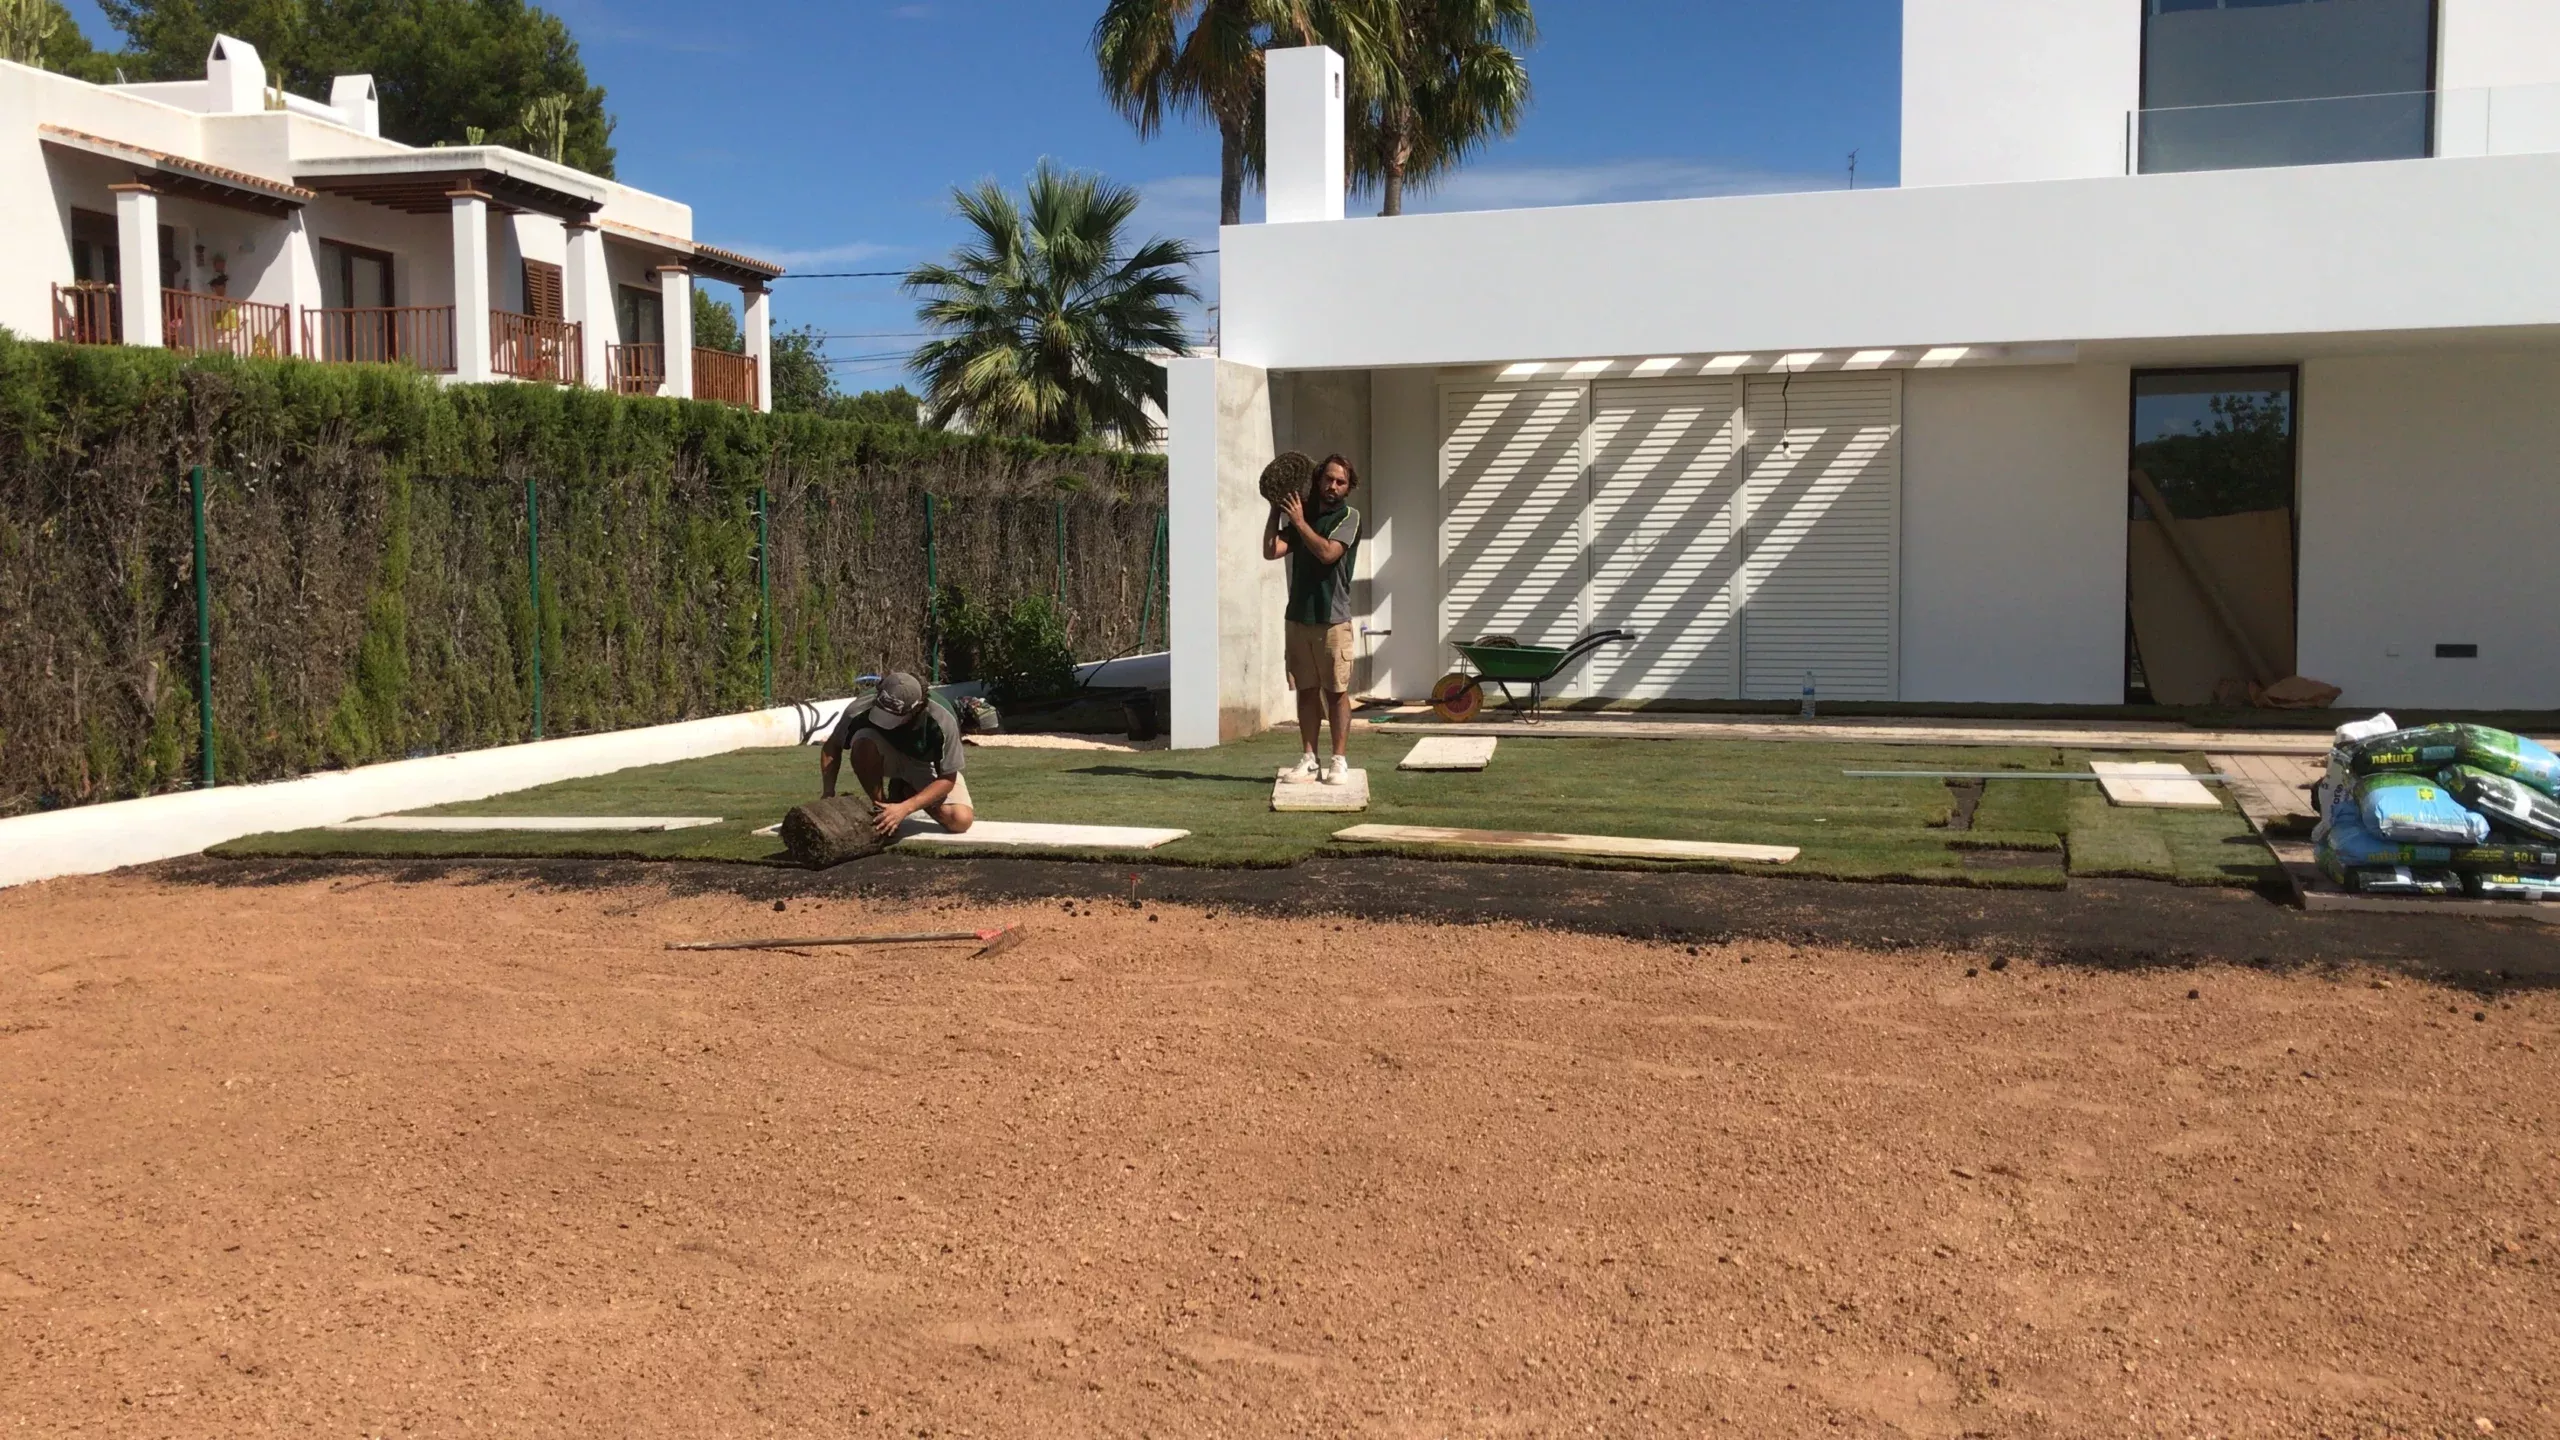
[{"xmin": 1841, "ymin": 770, "xmax": 2230, "ymax": 782}]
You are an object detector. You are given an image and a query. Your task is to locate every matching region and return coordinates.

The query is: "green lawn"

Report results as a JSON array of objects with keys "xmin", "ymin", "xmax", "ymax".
[{"xmin": 214, "ymin": 732, "xmax": 2277, "ymax": 889}]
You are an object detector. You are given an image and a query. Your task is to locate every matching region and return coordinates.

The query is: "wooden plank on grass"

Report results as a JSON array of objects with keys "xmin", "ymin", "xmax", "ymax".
[
  {"xmin": 1333, "ymin": 823, "xmax": 1797, "ymax": 864},
  {"xmin": 900, "ymin": 821, "xmax": 1191, "ymax": 851},
  {"xmin": 1399, "ymin": 736, "xmax": 1498, "ymax": 771},
  {"xmin": 325, "ymin": 815, "xmax": 723, "ymax": 833},
  {"xmin": 2091, "ymin": 762, "xmax": 2223, "ymax": 810},
  {"xmin": 1272, "ymin": 770, "xmax": 1370, "ymax": 812}
]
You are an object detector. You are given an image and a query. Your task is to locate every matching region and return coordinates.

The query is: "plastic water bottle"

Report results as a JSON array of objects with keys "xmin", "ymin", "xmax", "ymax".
[{"xmin": 1800, "ymin": 671, "xmax": 1817, "ymax": 721}]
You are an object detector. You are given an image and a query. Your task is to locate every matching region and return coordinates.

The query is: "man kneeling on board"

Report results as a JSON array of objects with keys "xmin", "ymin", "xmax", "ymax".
[{"xmin": 819, "ymin": 670, "xmax": 975, "ymax": 837}]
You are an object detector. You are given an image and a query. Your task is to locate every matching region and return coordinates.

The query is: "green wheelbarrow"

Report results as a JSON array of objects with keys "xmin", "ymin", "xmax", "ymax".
[{"xmin": 1429, "ymin": 629, "xmax": 1633, "ymax": 723}]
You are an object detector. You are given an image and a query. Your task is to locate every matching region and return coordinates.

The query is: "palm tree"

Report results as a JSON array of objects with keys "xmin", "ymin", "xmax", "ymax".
[
  {"xmin": 1094, "ymin": 0, "xmax": 1314, "ymax": 227},
  {"xmin": 1321, "ymin": 0, "xmax": 1535, "ymax": 216},
  {"xmin": 905, "ymin": 163, "xmax": 1202, "ymax": 447}
]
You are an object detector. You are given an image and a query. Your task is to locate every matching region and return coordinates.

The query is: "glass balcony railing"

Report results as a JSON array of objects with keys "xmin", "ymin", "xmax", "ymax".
[{"xmin": 2128, "ymin": 83, "xmax": 2560, "ymax": 175}]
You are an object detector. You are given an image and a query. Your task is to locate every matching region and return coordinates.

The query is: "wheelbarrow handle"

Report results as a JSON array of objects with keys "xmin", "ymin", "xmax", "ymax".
[{"xmin": 1560, "ymin": 628, "xmax": 1635, "ymax": 664}]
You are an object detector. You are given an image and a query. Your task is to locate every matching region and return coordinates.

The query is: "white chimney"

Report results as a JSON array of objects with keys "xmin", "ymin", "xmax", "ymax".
[
  {"xmin": 330, "ymin": 74, "xmax": 380, "ymax": 135},
  {"xmin": 205, "ymin": 34, "xmax": 265, "ymax": 114},
  {"xmin": 1264, "ymin": 46, "xmax": 1345, "ymax": 224}
]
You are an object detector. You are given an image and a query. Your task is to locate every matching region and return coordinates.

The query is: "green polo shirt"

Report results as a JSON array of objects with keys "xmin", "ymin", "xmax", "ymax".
[{"xmin": 1284, "ymin": 502, "xmax": 1360, "ymax": 627}]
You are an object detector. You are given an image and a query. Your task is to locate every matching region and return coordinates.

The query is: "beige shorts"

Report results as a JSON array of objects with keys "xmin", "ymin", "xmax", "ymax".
[
  {"xmin": 1286, "ymin": 621, "xmax": 1354, "ymax": 693},
  {"xmin": 855, "ymin": 733, "xmax": 973, "ymax": 812}
]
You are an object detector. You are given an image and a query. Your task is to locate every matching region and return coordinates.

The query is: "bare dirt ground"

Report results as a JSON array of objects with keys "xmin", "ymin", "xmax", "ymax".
[{"xmin": 3, "ymin": 871, "xmax": 2555, "ymax": 1438}]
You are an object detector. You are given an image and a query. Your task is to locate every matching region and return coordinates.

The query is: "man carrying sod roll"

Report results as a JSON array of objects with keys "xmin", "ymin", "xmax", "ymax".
[
  {"xmin": 1263, "ymin": 452, "xmax": 1363, "ymax": 785},
  {"xmin": 819, "ymin": 671, "xmax": 975, "ymax": 837}
]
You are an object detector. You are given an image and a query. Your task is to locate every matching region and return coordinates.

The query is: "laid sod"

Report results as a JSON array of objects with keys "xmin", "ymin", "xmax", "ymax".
[{"xmin": 216, "ymin": 733, "xmax": 2278, "ymax": 889}]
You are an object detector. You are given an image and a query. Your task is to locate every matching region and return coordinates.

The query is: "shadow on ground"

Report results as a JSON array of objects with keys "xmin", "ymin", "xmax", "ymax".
[{"xmin": 158, "ymin": 852, "xmax": 2560, "ymax": 984}]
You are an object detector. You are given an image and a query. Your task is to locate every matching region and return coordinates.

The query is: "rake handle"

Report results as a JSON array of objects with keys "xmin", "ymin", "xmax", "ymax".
[{"xmin": 667, "ymin": 928, "xmax": 1006, "ymax": 953}]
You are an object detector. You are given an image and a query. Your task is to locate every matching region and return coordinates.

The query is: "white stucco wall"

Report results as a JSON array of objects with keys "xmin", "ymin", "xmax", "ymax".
[
  {"xmin": 1899, "ymin": 362, "xmax": 2131, "ymax": 704},
  {"xmin": 1366, "ymin": 368, "xmax": 1441, "ymax": 701},
  {"xmin": 1901, "ymin": 0, "xmax": 2140, "ymax": 188},
  {"xmin": 2441, "ymin": 0, "xmax": 2560, "ymax": 91},
  {"xmin": 2297, "ymin": 346, "xmax": 2560, "ymax": 710},
  {"xmin": 1218, "ymin": 151, "xmax": 2560, "ymax": 374}
]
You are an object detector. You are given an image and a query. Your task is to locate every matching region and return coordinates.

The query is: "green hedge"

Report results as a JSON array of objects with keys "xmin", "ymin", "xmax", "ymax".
[{"xmin": 0, "ymin": 334, "xmax": 1167, "ymax": 815}]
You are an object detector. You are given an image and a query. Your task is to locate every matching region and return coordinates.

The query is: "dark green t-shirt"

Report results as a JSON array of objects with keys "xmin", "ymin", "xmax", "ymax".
[{"xmin": 1284, "ymin": 502, "xmax": 1360, "ymax": 627}]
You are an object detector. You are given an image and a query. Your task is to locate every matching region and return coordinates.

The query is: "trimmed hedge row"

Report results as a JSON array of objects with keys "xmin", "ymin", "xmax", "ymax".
[{"xmin": 0, "ymin": 335, "xmax": 1167, "ymax": 815}]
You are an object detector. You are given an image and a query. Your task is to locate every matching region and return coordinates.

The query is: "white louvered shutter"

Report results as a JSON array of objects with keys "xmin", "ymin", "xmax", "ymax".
[
  {"xmin": 1739, "ymin": 373, "xmax": 1900, "ymax": 700},
  {"xmin": 1586, "ymin": 379, "xmax": 1744, "ymax": 699},
  {"xmin": 1439, "ymin": 385, "xmax": 1590, "ymax": 669}
]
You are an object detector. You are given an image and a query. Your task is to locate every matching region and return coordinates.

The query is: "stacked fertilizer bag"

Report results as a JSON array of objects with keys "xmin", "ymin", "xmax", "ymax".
[{"xmin": 2312, "ymin": 714, "xmax": 2560, "ymax": 899}]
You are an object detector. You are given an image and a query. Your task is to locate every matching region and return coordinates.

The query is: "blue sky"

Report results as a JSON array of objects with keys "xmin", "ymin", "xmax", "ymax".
[{"xmin": 62, "ymin": 0, "xmax": 1904, "ymax": 391}]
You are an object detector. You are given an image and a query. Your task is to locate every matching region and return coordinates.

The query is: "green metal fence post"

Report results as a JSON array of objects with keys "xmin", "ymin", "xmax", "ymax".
[
  {"xmin": 188, "ymin": 465, "xmax": 214, "ymax": 786},
  {"xmin": 757, "ymin": 485, "xmax": 774, "ymax": 706},
  {"xmin": 923, "ymin": 492, "xmax": 940, "ymax": 684},
  {"xmin": 525, "ymin": 476, "xmax": 543, "ymax": 739},
  {"xmin": 1137, "ymin": 506, "xmax": 1164, "ymax": 653}
]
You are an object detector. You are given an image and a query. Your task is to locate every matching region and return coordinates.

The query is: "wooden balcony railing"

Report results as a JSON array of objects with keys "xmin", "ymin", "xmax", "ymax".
[
  {"xmin": 694, "ymin": 346, "xmax": 758, "ymax": 408},
  {"xmin": 302, "ymin": 306, "xmax": 457, "ymax": 373},
  {"xmin": 52, "ymin": 282, "xmax": 120, "ymax": 345},
  {"xmin": 607, "ymin": 343, "xmax": 665, "ymax": 396},
  {"xmin": 163, "ymin": 289, "xmax": 293, "ymax": 359},
  {"xmin": 492, "ymin": 310, "xmax": 582, "ymax": 385}
]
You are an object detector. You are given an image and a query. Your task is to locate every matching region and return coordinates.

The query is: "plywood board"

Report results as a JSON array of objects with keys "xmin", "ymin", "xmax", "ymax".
[
  {"xmin": 2091, "ymin": 761, "xmax": 2224, "ymax": 810},
  {"xmin": 1333, "ymin": 823, "xmax": 1796, "ymax": 864},
  {"xmin": 326, "ymin": 815, "xmax": 722, "ymax": 833},
  {"xmin": 1272, "ymin": 770, "xmax": 1370, "ymax": 813},
  {"xmin": 899, "ymin": 820, "xmax": 1190, "ymax": 851},
  {"xmin": 1399, "ymin": 736, "xmax": 1498, "ymax": 771},
  {"xmin": 2127, "ymin": 508, "xmax": 2296, "ymax": 706}
]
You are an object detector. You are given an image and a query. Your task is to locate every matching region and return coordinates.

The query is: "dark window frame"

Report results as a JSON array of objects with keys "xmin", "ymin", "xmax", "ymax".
[
  {"xmin": 317, "ymin": 238, "xmax": 398, "ymax": 310},
  {"xmin": 2122, "ymin": 363, "xmax": 2304, "ymax": 705},
  {"xmin": 2138, "ymin": 0, "xmax": 2442, "ymax": 164}
]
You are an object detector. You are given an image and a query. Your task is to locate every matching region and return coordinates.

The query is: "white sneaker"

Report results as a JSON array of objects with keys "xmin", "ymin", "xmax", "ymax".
[
  {"xmin": 1322, "ymin": 755, "xmax": 1352, "ymax": 786},
  {"xmin": 1282, "ymin": 752, "xmax": 1319, "ymax": 784}
]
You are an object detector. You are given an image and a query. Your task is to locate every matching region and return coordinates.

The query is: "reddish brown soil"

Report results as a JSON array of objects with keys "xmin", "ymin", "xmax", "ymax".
[{"xmin": 3, "ymin": 873, "xmax": 2555, "ymax": 1438}]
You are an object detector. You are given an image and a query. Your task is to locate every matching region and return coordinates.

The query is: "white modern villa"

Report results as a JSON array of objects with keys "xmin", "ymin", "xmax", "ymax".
[
  {"xmin": 4, "ymin": 37, "xmax": 781, "ymax": 407},
  {"xmin": 1168, "ymin": 0, "xmax": 2560, "ymax": 747}
]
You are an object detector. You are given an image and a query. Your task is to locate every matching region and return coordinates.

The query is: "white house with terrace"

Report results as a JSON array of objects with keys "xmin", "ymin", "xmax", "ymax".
[
  {"xmin": 3, "ymin": 36, "xmax": 781, "ymax": 408},
  {"xmin": 1167, "ymin": 0, "xmax": 2560, "ymax": 748}
]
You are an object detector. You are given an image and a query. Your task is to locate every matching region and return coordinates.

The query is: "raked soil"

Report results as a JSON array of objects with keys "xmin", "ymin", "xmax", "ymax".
[{"xmin": 2, "ymin": 872, "xmax": 2554, "ymax": 1438}]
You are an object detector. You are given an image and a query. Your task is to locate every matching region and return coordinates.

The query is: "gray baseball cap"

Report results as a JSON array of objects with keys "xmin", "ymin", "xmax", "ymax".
[{"xmin": 870, "ymin": 671, "xmax": 926, "ymax": 728}]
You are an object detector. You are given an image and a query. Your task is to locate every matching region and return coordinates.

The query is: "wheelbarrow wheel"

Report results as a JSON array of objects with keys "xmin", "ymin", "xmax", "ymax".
[{"xmin": 1430, "ymin": 672, "xmax": 1484, "ymax": 723}]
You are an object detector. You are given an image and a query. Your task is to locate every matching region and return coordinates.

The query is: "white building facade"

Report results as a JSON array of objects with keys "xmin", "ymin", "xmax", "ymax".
[
  {"xmin": 5, "ymin": 38, "xmax": 780, "ymax": 408},
  {"xmin": 1169, "ymin": 0, "xmax": 2560, "ymax": 746}
]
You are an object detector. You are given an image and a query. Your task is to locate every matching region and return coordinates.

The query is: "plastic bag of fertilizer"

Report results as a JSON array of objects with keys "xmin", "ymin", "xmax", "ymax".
[
  {"xmin": 2354, "ymin": 773, "xmax": 2490, "ymax": 845},
  {"xmin": 2348, "ymin": 866, "xmax": 2464, "ymax": 896},
  {"xmin": 2347, "ymin": 725, "xmax": 2466, "ymax": 777},
  {"xmin": 2448, "ymin": 725, "xmax": 2560, "ymax": 797},
  {"xmin": 2467, "ymin": 873, "xmax": 2560, "ymax": 901},
  {"xmin": 2334, "ymin": 713, "xmax": 2399, "ymax": 746},
  {"xmin": 2317, "ymin": 798, "xmax": 2560, "ymax": 873},
  {"xmin": 2436, "ymin": 764, "xmax": 2560, "ymax": 843}
]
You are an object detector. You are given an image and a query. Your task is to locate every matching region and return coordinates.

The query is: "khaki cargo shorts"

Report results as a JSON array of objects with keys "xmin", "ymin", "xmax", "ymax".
[
  {"xmin": 1285, "ymin": 620, "xmax": 1354, "ymax": 693},
  {"xmin": 859, "ymin": 732, "xmax": 973, "ymax": 811}
]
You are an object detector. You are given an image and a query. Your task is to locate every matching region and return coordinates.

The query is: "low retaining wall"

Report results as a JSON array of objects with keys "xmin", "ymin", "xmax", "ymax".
[{"xmin": 0, "ymin": 697, "xmax": 859, "ymax": 890}]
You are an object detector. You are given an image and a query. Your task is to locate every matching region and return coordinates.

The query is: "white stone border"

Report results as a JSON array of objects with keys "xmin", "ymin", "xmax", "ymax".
[{"xmin": 0, "ymin": 696, "xmax": 861, "ymax": 889}]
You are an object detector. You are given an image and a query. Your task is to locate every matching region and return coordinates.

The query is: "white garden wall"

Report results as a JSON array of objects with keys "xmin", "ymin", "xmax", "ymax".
[{"xmin": 0, "ymin": 697, "xmax": 860, "ymax": 890}]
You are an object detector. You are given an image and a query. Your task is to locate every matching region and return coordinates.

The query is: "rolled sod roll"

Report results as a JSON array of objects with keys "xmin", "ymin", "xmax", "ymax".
[
  {"xmin": 781, "ymin": 793, "xmax": 889, "ymax": 867},
  {"xmin": 1259, "ymin": 450, "xmax": 1315, "ymax": 506}
]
